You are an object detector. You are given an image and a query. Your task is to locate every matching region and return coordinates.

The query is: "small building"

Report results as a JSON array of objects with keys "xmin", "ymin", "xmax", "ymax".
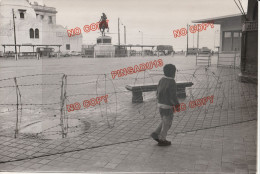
[
  {"xmin": 157, "ymin": 45, "xmax": 173, "ymax": 55},
  {"xmin": 0, "ymin": 0, "xmax": 82, "ymax": 56},
  {"xmin": 192, "ymin": 0, "xmax": 258, "ymax": 83},
  {"xmin": 192, "ymin": 13, "xmax": 243, "ymax": 52}
]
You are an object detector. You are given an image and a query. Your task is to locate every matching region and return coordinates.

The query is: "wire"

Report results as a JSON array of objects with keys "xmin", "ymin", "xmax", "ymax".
[
  {"xmin": 233, "ymin": 0, "xmax": 245, "ymax": 16},
  {"xmin": 238, "ymin": 0, "xmax": 246, "ymax": 16}
]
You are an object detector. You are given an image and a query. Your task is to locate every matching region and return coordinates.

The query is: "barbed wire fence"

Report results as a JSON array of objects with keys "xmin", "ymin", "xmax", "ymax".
[{"xmin": 0, "ymin": 64, "xmax": 257, "ymax": 163}]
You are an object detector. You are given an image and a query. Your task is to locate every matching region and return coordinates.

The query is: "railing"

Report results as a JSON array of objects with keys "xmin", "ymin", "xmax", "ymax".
[
  {"xmin": 196, "ymin": 53, "xmax": 211, "ymax": 66},
  {"xmin": 217, "ymin": 51, "xmax": 240, "ymax": 68},
  {"xmin": 242, "ymin": 21, "xmax": 258, "ymax": 32}
]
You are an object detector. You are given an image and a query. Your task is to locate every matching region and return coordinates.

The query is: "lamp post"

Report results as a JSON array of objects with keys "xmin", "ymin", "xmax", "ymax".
[
  {"xmin": 120, "ymin": 22, "xmax": 126, "ymax": 45},
  {"xmin": 139, "ymin": 30, "xmax": 143, "ymax": 56},
  {"xmin": 214, "ymin": 30, "xmax": 219, "ymax": 50},
  {"xmin": 118, "ymin": 18, "xmax": 120, "ymax": 46},
  {"xmin": 12, "ymin": 9, "xmax": 18, "ymax": 60},
  {"xmin": 124, "ymin": 26, "xmax": 126, "ymax": 45}
]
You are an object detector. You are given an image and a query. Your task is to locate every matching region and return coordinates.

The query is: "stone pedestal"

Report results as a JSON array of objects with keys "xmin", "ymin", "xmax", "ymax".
[{"xmin": 94, "ymin": 36, "xmax": 115, "ymax": 58}]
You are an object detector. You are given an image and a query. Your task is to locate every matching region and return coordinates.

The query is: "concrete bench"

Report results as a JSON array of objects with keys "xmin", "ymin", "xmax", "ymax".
[{"xmin": 125, "ymin": 81, "xmax": 194, "ymax": 103}]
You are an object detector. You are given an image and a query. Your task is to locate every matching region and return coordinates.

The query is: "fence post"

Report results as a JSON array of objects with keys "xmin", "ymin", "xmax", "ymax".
[
  {"xmin": 196, "ymin": 53, "xmax": 197, "ymax": 65},
  {"xmin": 15, "ymin": 53, "xmax": 19, "ymax": 61},
  {"xmin": 207, "ymin": 54, "xmax": 209, "ymax": 67},
  {"xmin": 14, "ymin": 77, "xmax": 20, "ymax": 138},
  {"xmin": 234, "ymin": 50, "xmax": 236, "ymax": 69},
  {"xmin": 37, "ymin": 53, "xmax": 40, "ymax": 60},
  {"xmin": 209, "ymin": 54, "xmax": 211, "ymax": 66},
  {"xmin": 60, "ymin": 74, "xmax": 67, "ymax": 138},
  {"xmin": 217, "ymin": 47, "xmax": 220, "ymax": 67}
]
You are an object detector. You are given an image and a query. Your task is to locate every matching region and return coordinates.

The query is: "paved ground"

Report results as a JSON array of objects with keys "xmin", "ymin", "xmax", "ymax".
[{"xmin": 0, "ymin": 55, "xmax": 257, "ymax": 173}]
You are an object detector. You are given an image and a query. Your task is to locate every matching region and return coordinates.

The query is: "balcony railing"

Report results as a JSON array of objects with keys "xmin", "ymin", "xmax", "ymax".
[{"xmin": 242, "ymin": 21, "xmax": 258, "ymax": 31}]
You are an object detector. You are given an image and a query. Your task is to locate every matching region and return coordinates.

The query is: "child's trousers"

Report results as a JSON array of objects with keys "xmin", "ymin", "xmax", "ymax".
[{"xmin": 154, "ymin": 108, "xmax": 174, "ymax": 141}]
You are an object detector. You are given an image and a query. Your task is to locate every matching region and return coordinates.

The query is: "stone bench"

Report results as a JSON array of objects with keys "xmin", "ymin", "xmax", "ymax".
[{"xmin": 125, "ymin": 81, "xmax": 194, "ymax": 103}]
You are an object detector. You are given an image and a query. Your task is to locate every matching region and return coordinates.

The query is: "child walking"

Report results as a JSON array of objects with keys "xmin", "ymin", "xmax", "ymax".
[{"xmin": 151, "ymin": 64, "xmax": 179, "ymax": 146}]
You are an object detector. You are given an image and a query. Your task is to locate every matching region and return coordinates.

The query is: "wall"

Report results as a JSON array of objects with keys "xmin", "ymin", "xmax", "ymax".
[
  {"xmin": 219, "ymin": 17, "xmax": 243, "ymax": 52},
  {"xmin": 241, "ymin": 0, "xmax": 258, "ymax": 74}
]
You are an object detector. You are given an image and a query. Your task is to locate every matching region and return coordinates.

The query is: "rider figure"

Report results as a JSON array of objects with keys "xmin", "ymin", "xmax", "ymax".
[
  {"xmin": 100, "ymin": 13, "xmax": 107, "ymax": 27},
  {"xmin": 100, "ymin": 13, "xmax": 107, "ymax": 22},
  {"xmin": 99, "ymin": 13, "xmax": 109, "ymax": 35}
]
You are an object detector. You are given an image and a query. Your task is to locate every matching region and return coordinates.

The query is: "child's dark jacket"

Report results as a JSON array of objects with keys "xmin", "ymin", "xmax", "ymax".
[{"xmin": 157, "ymin": 76, "xmax": 179, "ymax": 109}]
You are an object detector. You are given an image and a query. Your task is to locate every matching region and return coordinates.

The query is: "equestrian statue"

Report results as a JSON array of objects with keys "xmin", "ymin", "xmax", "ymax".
[{"xmin": 99, "ymin": 13, "xmax": 109, "ymax": 36}]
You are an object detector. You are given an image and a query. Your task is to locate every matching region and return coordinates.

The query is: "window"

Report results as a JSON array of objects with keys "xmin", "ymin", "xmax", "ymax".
[
  {"xmin": 222, "ymin": 31, "xmax": 242, "ymax": 51},
  {"xmin": 35, "ymin": 28, "xmax": 39, "ymax": 38},
  {"xmin": 20, "ymin": 12, "xmax": 24, "ymax": 19},
  {"xmin": 48, "ymin": 16, "xmax": 53, "ymax": 24},
  {"xmin": 66, "ymin": 44, "xmax": 70, "ymax": 50},
  {"xmin": 224, "ymin": 32, "xmax": 231, "ymax": 38},
  {"xmin": 103, "ymin": 39, "xmax": 111, "ymax": 43},
  {"xmin": 30, "ymin": 28, "xmax": 34, "ymax": 38},
  {"xmin": 18, "ymin": 9, "xmax": 26, "ymax": 19}
]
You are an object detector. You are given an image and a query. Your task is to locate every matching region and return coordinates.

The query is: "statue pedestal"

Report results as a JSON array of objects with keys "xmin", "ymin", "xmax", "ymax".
[{"xmin": 94, "ymin": 36, "xmax": 115, "ymax": 58}]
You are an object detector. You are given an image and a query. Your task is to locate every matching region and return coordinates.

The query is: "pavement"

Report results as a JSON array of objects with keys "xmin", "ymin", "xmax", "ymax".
[{"xmin": 0, "ymin": 57, "xmax": 257, "ymax": 173}]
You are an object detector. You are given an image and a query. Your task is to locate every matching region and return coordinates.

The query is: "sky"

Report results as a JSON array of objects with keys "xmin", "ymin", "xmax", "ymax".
[{"xmin": 32, "ymin": 0, "xmax": 248, "ymax": 51}]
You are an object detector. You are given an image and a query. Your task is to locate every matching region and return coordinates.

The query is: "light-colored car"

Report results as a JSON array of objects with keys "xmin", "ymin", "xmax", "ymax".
[
  {"xmin": 60, "ymin": 51, "xmax": 71, "ymax": 57},
  {"xmin": 69, "ymin": 51, "xmax": 81, "ymax": 56}
]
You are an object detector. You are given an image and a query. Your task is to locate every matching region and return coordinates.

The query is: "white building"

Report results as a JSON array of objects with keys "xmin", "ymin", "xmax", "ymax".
[{"xmin": 0, "ymin": 0, "xmax": 82, "ymax": 54}]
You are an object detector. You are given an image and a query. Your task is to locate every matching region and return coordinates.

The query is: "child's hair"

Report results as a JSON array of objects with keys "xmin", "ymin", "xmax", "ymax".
[{"xmin": 163, "ymin": 64, "xmax": 176, "ymax": 78}]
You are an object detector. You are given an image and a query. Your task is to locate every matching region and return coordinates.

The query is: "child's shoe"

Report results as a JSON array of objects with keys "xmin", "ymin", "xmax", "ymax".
[{"xmin": 158, "ymin": 140, "xmax": 171, "ymax": 146}]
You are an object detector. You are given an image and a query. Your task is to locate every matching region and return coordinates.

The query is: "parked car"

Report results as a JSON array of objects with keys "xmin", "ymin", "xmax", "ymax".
[
  {"xmin": 60, "ymin": 51, "xmax": 71, "ymax": 57},
  {"xmin": 70, "ymin": 51, "xmax": 81, "ymax": 56},
  {"xmin": 199, "ymin": 47, "xmax": 211, "ymax": 54},
  {"xmin": 36, "ymin": 47, "xmax": 54, "ymax": 57},
  {"xmin": 49, "ymin": 52, "xmax": 60, "ymax": 57}
]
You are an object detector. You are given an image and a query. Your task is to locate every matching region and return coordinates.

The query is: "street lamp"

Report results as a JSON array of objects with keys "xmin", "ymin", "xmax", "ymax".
[
  {"xmin": 121, "ymin": 23, "xmax": 126, "ymax": 45},
  {"xmin": 139, "ymin": 30, "xmax": 143, "ymax": 56}
]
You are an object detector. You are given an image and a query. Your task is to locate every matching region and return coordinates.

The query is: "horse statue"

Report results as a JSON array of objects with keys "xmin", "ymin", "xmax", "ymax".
[{"xmin": 99, "ymin": 13, "xmax": 109, "ymax": 36}]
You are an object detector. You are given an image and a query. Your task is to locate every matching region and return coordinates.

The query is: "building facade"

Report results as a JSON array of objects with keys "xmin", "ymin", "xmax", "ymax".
[
  {"xmin": 240, "ymin": 0, "xmax": 258, "ymax": 82},
  {"xmin": 192, "ymin": 0, "xmax": 258, "ymax": 83},
  {"xmin": 0, "ymin": 0, "xmax": 82, "ymax": 54},
  {"xmin": 192, "ymin": 14, "xmax": 244, "ymax": 53}
]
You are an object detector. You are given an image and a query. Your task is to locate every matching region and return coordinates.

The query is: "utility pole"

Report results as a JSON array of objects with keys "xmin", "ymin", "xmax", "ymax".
[
  {"xmin": 118, "ymin": 18, "xmax": 120, "ymax": 46},
  {"xmin": 186, "ymin": 24, "xmax": 189, "ymax": 56},
  {"xmin": 197, "ymin": 25, "xmax": 200, "ymax": 53},
  {"xmin": 124, "ymin": 26, "xmax": 126, "ymax": 45},
  {"xmin": 139, "ymin": 31, "xmax": 143, "ymax": 56},
  {"xmin": 12, "ymin": 9, "xmax": 18, "ymax": 60},
  {"xmin": 193, "ymin": 28, "xmax": 194, "ymax": 48}
]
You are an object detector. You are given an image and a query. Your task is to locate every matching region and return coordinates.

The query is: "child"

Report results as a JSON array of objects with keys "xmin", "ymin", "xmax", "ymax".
[{"xmin": 151, "ymin": 64, "xmax": 179, "ymax": 146}]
